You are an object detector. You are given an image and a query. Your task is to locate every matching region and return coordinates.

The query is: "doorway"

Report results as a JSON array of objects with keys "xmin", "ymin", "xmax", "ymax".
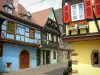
[
  {"xmin": 19, "ymin": 50, "xmax": 29, "ymax": 69},
  {"xmin": 43, "ymin": 50, "xmax": 50, "ymax": 65},
  {"xmin": 46, "ymin": 51, "xmax": 50, "ymax": 64}
]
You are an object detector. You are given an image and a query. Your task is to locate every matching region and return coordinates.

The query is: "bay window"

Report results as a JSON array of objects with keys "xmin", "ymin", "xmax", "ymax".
[{"xmin": 71, "ymin": 3, "xmax": 85, "ymax": 21}]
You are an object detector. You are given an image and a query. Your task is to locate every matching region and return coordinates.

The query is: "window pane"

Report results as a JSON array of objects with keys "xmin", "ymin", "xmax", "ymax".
[
  {"xmin": 79, "ymin": 3, "xmax": 84, "ymax": 19},
  {"xmin": 2, "ymin": 25, "xmax": 6, "ymax": 30},
  {"xmin": 25, "ymin": 32, "xmax": 29, "ymax": 37},
  {"xmin": 71, "ymin": 4, "xmax": 77, "ymax": 21},
  {"xmin": 2, "ymin": 20, "xmax": 6, "ymax": 25},
  {"xmin": 26, "ymin": 27, "xmax": 29, "ymax": 32},
  {"xmin": 17, "ymin": 27, "xmax": 24, "ymax": 35}
]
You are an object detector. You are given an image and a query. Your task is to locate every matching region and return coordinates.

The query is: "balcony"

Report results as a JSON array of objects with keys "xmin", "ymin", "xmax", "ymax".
[{"xmin": 42, "ymin": 39, "xmax": 59, "ymax": 48}]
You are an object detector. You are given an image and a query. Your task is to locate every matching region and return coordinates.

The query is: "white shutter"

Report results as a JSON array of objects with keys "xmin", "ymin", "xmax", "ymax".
[{"xmin": 49, "ymin": 34, "xmax": 51, "ymax": 41}]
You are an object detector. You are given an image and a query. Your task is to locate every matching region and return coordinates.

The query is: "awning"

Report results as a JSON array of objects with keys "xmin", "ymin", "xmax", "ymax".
[
  {"xmin": 78, "ymin": 25, "xmax": 88, "ymax": 29},
  {"xmin": 69, "ymin": 26, "xmax": 77, "ymax": 30}
]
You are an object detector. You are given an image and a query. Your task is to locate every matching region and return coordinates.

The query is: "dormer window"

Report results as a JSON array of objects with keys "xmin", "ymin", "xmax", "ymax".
[
  {"xmin": 3, "ymin": 2, "xmax": 15, "ymax": 14},
  {"xmin": 24, "ymin": 12, "xmax": 32, "ymax": 21}
]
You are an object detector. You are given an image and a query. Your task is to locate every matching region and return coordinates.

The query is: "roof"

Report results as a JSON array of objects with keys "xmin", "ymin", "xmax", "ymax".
[
  {"xmin": 18, "ymin": 3, "xmax": 27, "ymax": 14},
  {"xmin": 54, "ymin": 8, "xmax": 63, "ymax": 25},
  {"xmin": 0, "ymin": 0, "xmax": 8, "ymax": 11},
  {"xmin": 31, "ymin": 8, "xmax": 52, "ymax": 27},
  {"xmin": 0, "ymin": 10, "xmax": 42, "ymax": 29}
]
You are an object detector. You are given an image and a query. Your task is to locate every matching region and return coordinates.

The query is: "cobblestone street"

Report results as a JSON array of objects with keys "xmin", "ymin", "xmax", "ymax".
[{"xmin": 6, "ymin": 62, "xmax": 67, "ymax": 75}]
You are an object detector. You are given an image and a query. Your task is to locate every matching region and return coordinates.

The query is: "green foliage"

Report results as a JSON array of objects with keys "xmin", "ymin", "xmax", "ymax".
[
  {"xmin": 63, "ymin": 60, "xmax": 72, "ymax": 75},
  {"xmin": 68, "ymin": 60, "xmax": 72, "ymax": 67}
]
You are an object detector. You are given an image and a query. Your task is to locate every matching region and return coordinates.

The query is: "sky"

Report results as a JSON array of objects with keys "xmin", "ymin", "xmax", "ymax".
[{"xmin": 19, "ymin": 0, "xmax": 62, "ymax": 13}]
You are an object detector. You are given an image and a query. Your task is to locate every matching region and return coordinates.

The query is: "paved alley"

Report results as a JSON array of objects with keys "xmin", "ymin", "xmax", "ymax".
[{"xmin": 7, "ymin": 62, "xmax": 67, "ymax": 75}]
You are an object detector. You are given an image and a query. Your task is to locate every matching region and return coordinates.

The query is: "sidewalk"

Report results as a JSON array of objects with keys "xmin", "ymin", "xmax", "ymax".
[{"xmin": 4, "ymin": 62, "xmax": 68, "ymax": 75}]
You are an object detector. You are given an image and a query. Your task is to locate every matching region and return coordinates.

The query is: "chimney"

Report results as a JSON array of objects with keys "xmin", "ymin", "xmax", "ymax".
[{"xmin": 13, "ymin": 0, "xmax": 19, "ymax": 12}]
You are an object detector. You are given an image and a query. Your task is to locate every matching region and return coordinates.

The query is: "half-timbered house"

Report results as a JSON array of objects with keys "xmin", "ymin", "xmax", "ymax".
[
  {"xmin": 32, "ymin": 8, "xmax": 60, "ymax": 65},
  {"xmin": 63, "ymin": 0, "xmax": 100, "ymax": 75},
  {"xmin": 0, "ymin": 0, "xmax": 41, "ymax": 72}
]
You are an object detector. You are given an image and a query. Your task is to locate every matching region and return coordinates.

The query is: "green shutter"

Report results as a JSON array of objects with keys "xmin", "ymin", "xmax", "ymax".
[{"xmin": 8, "ymin": 22, "xmax": 13, "ymax": 32}]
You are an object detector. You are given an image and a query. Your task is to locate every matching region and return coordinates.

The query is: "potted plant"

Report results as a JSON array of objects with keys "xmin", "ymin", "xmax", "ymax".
[{"xmin": 63, "ymin": 60, "xmax": 72, "ymax": 75}]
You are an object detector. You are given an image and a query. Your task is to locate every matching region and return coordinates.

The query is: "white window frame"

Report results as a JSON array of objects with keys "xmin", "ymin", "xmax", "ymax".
[{"xmin": 71, "ymin": 3, "xmax": 85, "ymax": 21}]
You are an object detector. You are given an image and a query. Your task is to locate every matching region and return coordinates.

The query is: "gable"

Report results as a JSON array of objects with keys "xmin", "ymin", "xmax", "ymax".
[
  {"xmin": 31, "ymin": 8, "xmax": 52, "ymax": 27},
  {"xmin": 48, "ymin": 10, "xmax": 56, "ymax": 21}
]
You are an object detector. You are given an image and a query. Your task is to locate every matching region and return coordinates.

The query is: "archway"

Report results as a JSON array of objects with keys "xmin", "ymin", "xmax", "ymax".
[{"xmin": 19, "ymin": 50, "xmax": 29, "ymax": 69}]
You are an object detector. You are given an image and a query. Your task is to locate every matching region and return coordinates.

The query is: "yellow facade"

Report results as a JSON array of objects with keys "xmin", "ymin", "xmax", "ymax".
[
  {"xmin": 65, "ymin": 0, "xmax": 100, "ymax": 74},
  {"xmin": 71, "ymin": 40, "xmax": 100, "ymax": 75}
]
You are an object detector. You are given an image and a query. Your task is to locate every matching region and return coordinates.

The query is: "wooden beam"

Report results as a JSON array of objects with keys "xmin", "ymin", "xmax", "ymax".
[
  {"xmin": 63, "ymin": 34, "xmax": 100, "ymax": 42},
  {"xmin": 1, "ymin": 38, "xmax": 40, "ymax": 48}
]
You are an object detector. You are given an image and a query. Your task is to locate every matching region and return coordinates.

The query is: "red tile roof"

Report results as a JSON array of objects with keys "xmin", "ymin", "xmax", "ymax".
[
  {"xmin": 0, "ymin": 0, "xmax": 8, "ymax": 11},
  {"xmin": 18, "ymin": 3, "xmax": 27, "ymax": 14},
  {"xmin": 31, "ymin": 8, "xmax": 52, "ymax": 27}
]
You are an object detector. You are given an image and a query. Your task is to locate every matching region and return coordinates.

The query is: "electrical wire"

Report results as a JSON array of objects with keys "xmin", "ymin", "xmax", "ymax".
[{"xmin": 25, "ymin": 0, "xmax": 45, "ymax": 8}]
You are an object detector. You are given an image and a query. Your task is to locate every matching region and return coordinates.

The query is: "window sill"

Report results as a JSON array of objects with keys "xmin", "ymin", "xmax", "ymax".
[{"xmin": 92, "ymin": 64, "xmax": 100, "ymax": 68}]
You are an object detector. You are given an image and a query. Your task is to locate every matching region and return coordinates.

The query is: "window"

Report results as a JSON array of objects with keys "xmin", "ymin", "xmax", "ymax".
[
  {"xmin": 4, "ymin": 2, "xmax": 15, "ymax": 14},
  {"xmin": 54, "ymin": 36, "xmax": 56, "ymax": 42},
  {"xmin": 27, "ymin": 16, "xmax": 31, "ymax": 21},
  {"xmin": 24, "ymin": 12, "xmax": 32, "ymax": 21},
  {"xmin": 8, "ymin": 8, "xmax": 13, "ymax": 14},
  {"xmin": 6, "ymin": 63, "xmax": 12, "ymax": 68},
  {"xmin": 53, "ymin": 51, "xmax": 56, "ymax": 59},
  {"xmin": 91, "ymin": 50, "xmax": 100, "ymax": 66},
  {"xmin": 71, "ymin": 3, "xmax": 85, "ymax": 21},
  {"xmin": 5, "ymin": 7, "xmax": 13, "ymax": 14},
  {"xmin": 49, "ymin": 34, "xmax": 51, "ymax": 41},
  {"xmin": 51, "ymin": 34, "xmax": 54, "ymax": 42},
  {"xmin": 7, "ymin": 21, "xmax": 15, "ymax": 34},
  {"xmin": 94, "ymin": 53, "xmax": 99, "ymax": 64},
  {"xmin": 29, "ymin": 28, "xmax": 35, "ymax": 39}
]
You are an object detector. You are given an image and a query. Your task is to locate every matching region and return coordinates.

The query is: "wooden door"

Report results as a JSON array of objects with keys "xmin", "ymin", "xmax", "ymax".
[
  {"xmin": 19, "ymin": 50, "xmax": 29, "ymax": 69},
  {"xmin": 46, "ymin": 51, "xmax": 50, "ymax": 64}
]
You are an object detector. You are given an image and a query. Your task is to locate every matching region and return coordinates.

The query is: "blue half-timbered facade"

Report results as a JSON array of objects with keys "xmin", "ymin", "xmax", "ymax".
[{"xmin": 0, "ymin": 0, "xmax": 41, "ymax": 72}]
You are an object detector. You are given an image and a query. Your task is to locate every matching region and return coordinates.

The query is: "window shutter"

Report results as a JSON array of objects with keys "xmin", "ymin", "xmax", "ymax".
[
  {"xmin": 84, "ymin": 0, "xmax": 93, "ymax": 19},
  {"xmin": 63, "ymin": 4, "xmax": 71, "ymax": 23},
  {"xmin": 94, "ymin": 0, "xmax": 100, "ymax": 18}
]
